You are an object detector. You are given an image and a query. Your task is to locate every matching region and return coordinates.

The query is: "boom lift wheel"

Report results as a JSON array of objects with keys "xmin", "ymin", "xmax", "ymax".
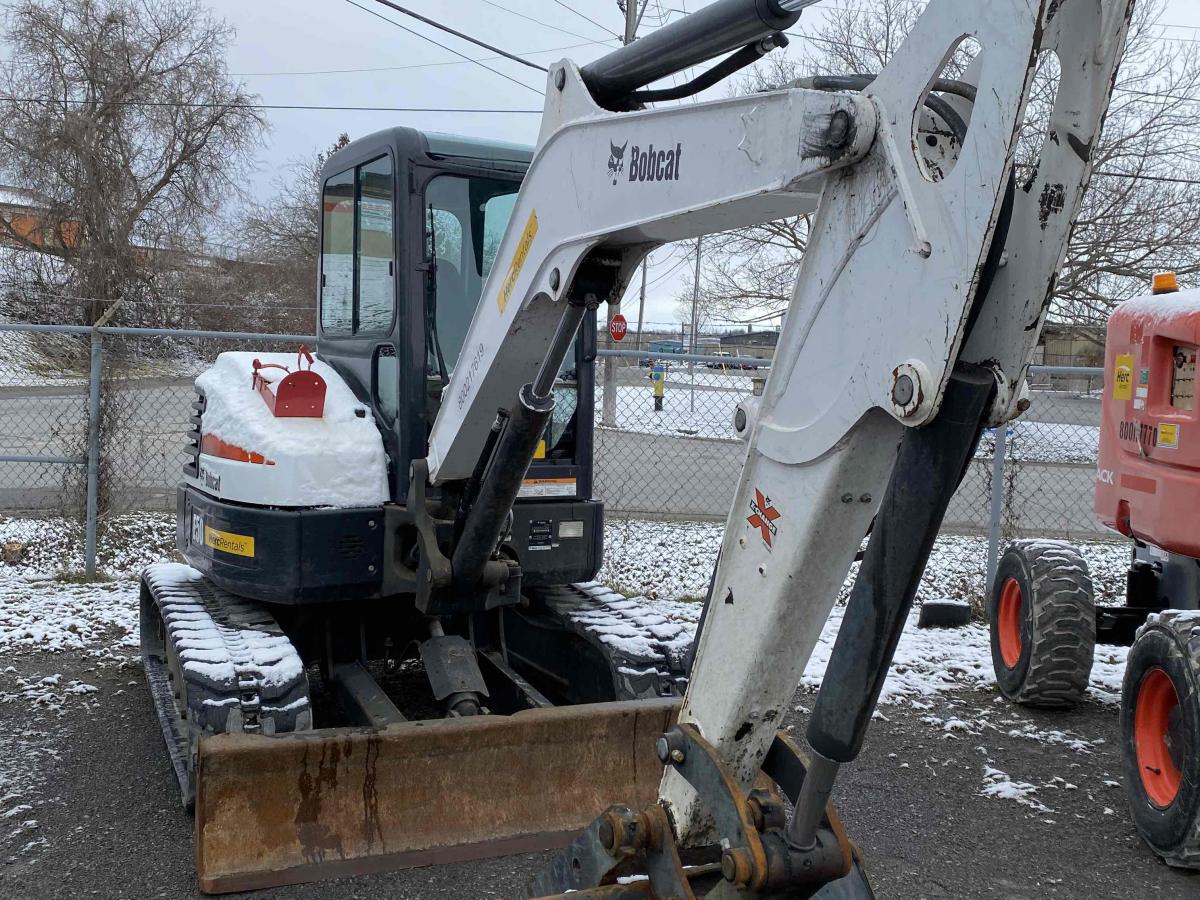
[
  {"xmin": 1121, "ymin": 611, "xmax": 1200, "ymax": 868},
  {"xmin": 988, "ymin": 540, "xmax": 1095, "ymax": 707}
]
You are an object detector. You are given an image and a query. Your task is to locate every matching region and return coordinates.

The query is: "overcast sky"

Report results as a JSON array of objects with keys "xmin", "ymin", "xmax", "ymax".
[{"xmin": 206, "ymin": 0, "xmax": 1200, "ymax": 329}]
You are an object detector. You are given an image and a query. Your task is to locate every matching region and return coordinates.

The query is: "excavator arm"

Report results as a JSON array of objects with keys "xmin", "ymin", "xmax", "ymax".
[{"xmin": 411, "ymin": 0, "xmax": 1131, "ymax": 895}]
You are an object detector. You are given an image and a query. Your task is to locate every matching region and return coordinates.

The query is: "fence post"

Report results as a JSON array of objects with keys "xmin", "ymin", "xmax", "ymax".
[
  {"xmin": 984, "ymin": 424, "xmax": 1008, "ymax": 598},
  {"xmin": 84, "ymin": 331, "xmax": 102, "ymax": 577}
]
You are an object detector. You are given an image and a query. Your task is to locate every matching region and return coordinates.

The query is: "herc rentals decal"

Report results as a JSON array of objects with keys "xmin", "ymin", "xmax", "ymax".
[
  {"xmin": 607, "ymin": 139, "xmax": 682, "ymax": 185},
  {"xmin": 747, "ymin": 488, "xmax": 781, "ymax": 549}
]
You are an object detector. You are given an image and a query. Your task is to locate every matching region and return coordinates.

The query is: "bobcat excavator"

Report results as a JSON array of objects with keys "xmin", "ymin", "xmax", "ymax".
[{"xmin": 138, "ymin": 0, "xmax": 1133, "ymax": 894}]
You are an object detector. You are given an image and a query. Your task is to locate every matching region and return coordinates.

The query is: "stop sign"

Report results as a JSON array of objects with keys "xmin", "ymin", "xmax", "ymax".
[{"xmin": 609, "ymin": 313, "xmax": 628, "ymax": 342}]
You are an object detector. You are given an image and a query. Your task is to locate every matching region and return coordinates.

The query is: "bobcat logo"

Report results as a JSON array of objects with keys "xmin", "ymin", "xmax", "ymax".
[{"xmin": 607, "ymin": 140, "xmax": 627, "ymax": 185}]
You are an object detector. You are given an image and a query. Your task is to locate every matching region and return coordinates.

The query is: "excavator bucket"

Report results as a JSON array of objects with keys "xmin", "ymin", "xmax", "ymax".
[{"xmin": 194, "ymin": 698, "xmax": 679, "ymax": 893}]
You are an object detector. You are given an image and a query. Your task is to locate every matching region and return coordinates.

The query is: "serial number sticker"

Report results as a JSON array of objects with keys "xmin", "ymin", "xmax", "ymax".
[
  {"xmin": 497, "ymin": 209, "xmax": 538, "ymax": 314},
  {"xmin": 204, "ymin": 524, "xmax": 255, "ymax": 558},
  {"xmin": 518, "ymin": 477, "xmax": 576, "ymax": 499}
]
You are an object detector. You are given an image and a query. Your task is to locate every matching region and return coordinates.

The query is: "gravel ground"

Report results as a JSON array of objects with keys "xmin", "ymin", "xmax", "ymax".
[
  {"xmin": 1, "ymin": 515, "xmax": 1195, "ymax": 898},
  {"xmin": 1, "ymin": 647, "xmax": 1197, "ymax": 899}
]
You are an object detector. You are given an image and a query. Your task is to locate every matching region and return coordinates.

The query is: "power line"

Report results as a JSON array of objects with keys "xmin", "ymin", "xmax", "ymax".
[
  {"xmin": 550, "ymin": 0, "xmax": 622, "ymax": 40},
  {"xmin": 1095, "ymin": 169, "xmax": 1200, "ymax": 187},
  {"xmin": 475, "ymin": 0, "xmax": 620, "ymax": 46},
  {"xmin": 364, "ymin": 0, "xmax": 547, "ymax": 71},
  {"xmin": 0, "ymin": 95, "xmax": 542, "ymax": 113},
  {"xmin": 788, "ymin": 30, "xmax": 1200, "ymax": 106},
  {"xmin": 229, "ymin": 40, "xmax": 609, "ymax": 77},
  {"xmin": 343, "ymin": 0, "xmax": 544, "ymax": 96}
]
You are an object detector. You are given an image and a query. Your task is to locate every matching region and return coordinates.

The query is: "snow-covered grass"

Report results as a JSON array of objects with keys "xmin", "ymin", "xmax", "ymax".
[
  {"xmin": 0, "ymin": 513, "xmax": 170, "ymax": 657},
  {"xmin": 0, "ymin": 513, "xmax": 1133, "ymax": 707},
  {"xmin": 977, "ymin": 420, "xmax": 1099, "ymax": 464},
  {"xmin": 0, "ymin": 573, "xmax": 139, "ymax": 655},
  {"xmin": 596, "ymin": 383, "xmax": 745, "ymax": 441},
  {"xmin": 0, "ymin": 512, "xmax": 176, "ymax": 576},
  {"xmin": 599, "ymin": 518, "xmax": 1132, "ymax": 706},
  {"xmin": 599, "ymin": 521, "xmax": 1131, "ymax": 607},
  {"xmin": 598, "ymin": 375, "xmax": 1099, "ymax": 464}
]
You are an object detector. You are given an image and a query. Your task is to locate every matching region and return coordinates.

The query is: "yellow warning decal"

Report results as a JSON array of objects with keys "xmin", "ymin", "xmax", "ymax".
[
  {"xmin": 1159, "ymin": 423, "xmax": 1180, "ymax": 450},
  {"xmin": 497, "ymin": 209, "xmax": 538, "ymax": 314},
  {"xmin": 534, "ymin": 439, "xmax": 547, "ymax": 459},
  {"xmin": 1113, "ymin": 353, "xmax": 1134, "ymax": 400},
  {"xmin": 204, "ymin": 525, "xmax": 255, "ymax": 558}
]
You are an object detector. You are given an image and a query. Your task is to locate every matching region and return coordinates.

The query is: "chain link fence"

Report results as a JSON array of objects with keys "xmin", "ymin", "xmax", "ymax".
[
  {"xmin": 591, "ymin": 348, "xmax": 1110, "ymax": 593},
  {"xmin": 0, "ymin": 325, "xmax": 1110, "ymax": 583}
]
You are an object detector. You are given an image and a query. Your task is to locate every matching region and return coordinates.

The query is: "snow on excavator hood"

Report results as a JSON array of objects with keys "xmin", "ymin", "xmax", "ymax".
[{"xmin": 190, "ymin": 352, "xmax": 388, "ymax": 508}]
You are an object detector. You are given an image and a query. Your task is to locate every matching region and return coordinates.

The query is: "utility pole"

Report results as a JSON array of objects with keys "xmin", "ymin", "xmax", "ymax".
[
  {"xmin": 634, "ymin": 262, "xmax": 647, "ymax": 351},
  {"xmin": 601, "ymin": 0, "xmax": 646, "ymax": 427},
  {"xmin": 689, "ymin": 235, "xmax": 703, "ymax": 413}
]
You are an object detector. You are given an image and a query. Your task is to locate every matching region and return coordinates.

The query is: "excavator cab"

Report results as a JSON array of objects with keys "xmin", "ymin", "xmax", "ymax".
[{"xmin": 315, "ymin": 127, "xmax": 601, "ymax": 581}]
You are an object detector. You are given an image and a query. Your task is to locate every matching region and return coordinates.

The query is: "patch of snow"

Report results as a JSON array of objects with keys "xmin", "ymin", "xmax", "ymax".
[
  {"xmin": 0, "ymin": 570, "xmax": 139, "ymax": 655},
  {"xmin": 981, "ymin": 766, "xmax": 1054, "ymax": 813}
]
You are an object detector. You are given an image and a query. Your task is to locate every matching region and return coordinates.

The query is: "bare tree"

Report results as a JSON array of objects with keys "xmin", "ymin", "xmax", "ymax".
[
  {"xmin": 694, "ymin": 0, "xmax": 1200, "ymax": 326},
  {"xmin": 234, "ymin": 134, "xmax": 350, "ymax": 330},
  {"xmin": 0, "ymin": 0, "xmax": 266, "ymax": 327},
  {"xmin": 243, "ymin": 134, "xmax": 349, "ymax": 271}
]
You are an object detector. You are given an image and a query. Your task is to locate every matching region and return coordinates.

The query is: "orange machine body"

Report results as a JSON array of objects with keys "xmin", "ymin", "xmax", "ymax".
[{"xmin": 1095, "ymin": 287, "xmax": 1200, "ymax": 556}]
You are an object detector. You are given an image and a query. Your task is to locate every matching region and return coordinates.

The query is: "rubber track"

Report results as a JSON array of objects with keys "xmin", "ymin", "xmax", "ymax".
[
  {"xmin": 1009, "ymin": 540, "xmax": 1095, "ymax": 708},
  {"xmin": 140, "ymin": 563, "xmax": 311, "ymax": 807},
  {"xmin": 1134, "ymin": 610, "xmax": 1200, "ymax": 868},
  {"xmin": 533, "ymin": 582, "xmax": 692, "ymax": 699}
]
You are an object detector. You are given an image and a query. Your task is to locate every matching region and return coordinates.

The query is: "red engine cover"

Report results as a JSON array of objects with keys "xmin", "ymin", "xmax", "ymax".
[{"xmin": 1095, "ymin": 287, "xmax": 1200, "ymax": 555}]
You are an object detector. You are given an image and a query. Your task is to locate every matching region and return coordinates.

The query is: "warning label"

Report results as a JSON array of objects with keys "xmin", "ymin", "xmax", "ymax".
[{"xmin": 518, "ymin": 477, "xmax": 576, "ymax": 499}]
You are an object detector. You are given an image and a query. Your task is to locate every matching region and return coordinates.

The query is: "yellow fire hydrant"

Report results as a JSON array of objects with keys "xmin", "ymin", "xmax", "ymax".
[{"xmin": 651, "ymin": 362, "xmax": 665, "ymax": 412}]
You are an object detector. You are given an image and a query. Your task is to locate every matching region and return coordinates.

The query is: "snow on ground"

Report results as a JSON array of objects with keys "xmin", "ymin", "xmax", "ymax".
[
  {"xmin": 0, "ymin": 574, "xmax": 138, "ymax": 655},
  {"xmin": 598, "ymin": 373, "xmax": 1098, "ymax": 463},
  {"xmin": 600, "ymin": 522, "xmax": 1132, "ymax": 607},
  {"xmin": 0, "ymin": 721, "xmax": 55, "ymax": 865},
  {"xmin": 0, "ymin": 513, "xmax": 1134, "ymax": 737},
  {"xmin": 0, "ymin": 332, "xmax": 89, "ymax": 389},
  {"xmin": 981, "ymin": 766, "xmax": 1054, "ymax": 813},
  {"xmin": 596, "ymin": 383, "xmax": 746, "ymax": 441},
  {"xmin": 600, "ymin": 521, "xmax": 1132, "ymax": 705},
  {"xmin": 0, "ymin": 512, "xmax": 175, "ymax": 577},
  {"xmin": 977, "ymin": 420, "xmax": 1099, "ymax": 465},
  {"xmin": 802, "ymin": 605, "xmax": 1128, "ymax": 706},
  {"xmin": 0, "ymin": 511, "xmax": 1144, "ymax": 838},
  {"xmin": 0, "ymin": 514, "xmax": 168, "ymax": 657}
]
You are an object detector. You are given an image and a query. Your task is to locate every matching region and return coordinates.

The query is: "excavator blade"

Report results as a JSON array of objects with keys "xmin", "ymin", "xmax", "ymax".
[{"xmin": 194, "ymin": 698, "xmax": 678, "ymax": 893}]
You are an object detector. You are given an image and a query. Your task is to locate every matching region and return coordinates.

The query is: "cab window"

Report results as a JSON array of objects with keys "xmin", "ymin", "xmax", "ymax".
[
  {"xmin": 320, "ymin": 154, "xmax": 395, "ymax": 336},
  {"xmin": 424, "ymin": 175, "xmax": 520, "ymax": 372},
  {"xmin": 320, "ymin": 170, "xmax": 354, "ymax": 335}
]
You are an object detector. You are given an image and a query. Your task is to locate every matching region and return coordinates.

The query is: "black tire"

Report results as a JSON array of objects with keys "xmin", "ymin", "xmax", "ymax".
[
  {"xmin": 917, "ymin": 600, "xmax": 972, "ymax": 629},
  {"xmin": 1121, "ymin": 611, "xmax": 1200, "ymax": 869},
  {"xmin": 989, "ymin": 540, "xmax": 1095, "ymax": 708}
]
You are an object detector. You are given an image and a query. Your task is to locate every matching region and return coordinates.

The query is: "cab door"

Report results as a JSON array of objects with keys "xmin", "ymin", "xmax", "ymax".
[{"xmin": 318, "ymin": 152, "xmax": 403, "ymax": 497}]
